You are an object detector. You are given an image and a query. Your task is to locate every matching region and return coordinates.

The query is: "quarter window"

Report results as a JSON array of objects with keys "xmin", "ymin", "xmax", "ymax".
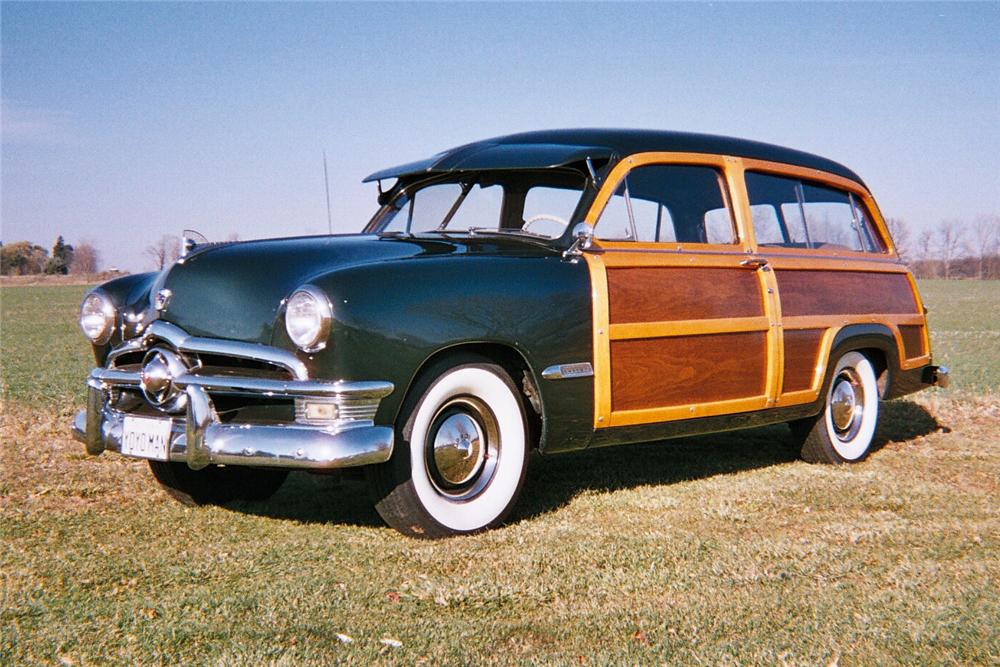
[
  {"xmin": 745, "ymin": 172, "xmax": 884, "ymax": 252},
  {"xmin": 594, "ymin": 164, "xmax": 737, "ymax": 244}
]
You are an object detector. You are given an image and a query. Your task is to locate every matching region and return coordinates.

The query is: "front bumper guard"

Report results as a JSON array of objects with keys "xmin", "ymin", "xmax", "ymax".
[{"xmin": 73, "ymin": 369, "xmax": 395, "ymax": 471}]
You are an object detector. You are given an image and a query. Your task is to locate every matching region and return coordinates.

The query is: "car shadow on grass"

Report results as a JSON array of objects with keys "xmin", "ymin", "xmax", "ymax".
[
  {"xmin": 513, "ymin": 398, "xmax": 941, "ymax": 522},
  {"xmin": 225, "ymin": 399, "xmax": 941, "ymax": 528},
  {"xmin": 228, "ymin": 470, "xmax": 384, "ymax": 527}
]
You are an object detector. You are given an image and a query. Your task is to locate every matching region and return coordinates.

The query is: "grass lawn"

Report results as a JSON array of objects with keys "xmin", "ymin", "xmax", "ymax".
[{"xmin": 1, "ymin": 280, "xmax": 997, "ymax": 665}]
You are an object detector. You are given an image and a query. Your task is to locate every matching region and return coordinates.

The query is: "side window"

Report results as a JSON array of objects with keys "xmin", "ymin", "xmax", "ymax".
[
  {"xmin": 594, "ymin": 164, "xmax": 736, "ymax": 244},
  {"xmin": 745, "ymin": 171, "xmax": 885, "ymax": 252},
  {"xmin": 749, "ymin": 204, "xmax": 784, "ymax": 244}
]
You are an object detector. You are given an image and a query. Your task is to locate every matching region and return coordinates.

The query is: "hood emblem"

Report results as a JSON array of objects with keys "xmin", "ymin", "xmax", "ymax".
[{"xmin": 154, "ymin": 289, "xmax": 172, "ymax": 311}]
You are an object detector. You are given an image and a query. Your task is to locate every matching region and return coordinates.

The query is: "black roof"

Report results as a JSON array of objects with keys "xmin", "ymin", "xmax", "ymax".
[{"xmin": 364, "ymin": 128, "xmax": 864, "ymax": 186}]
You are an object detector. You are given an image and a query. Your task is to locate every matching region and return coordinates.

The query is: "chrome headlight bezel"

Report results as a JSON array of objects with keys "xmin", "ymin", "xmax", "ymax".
[
  {"xmin": 284, "ymin": 285, "xmax": 333, "ymax": 352},
  {"xmin": 79, "ymin": 290, "xmax": 116, "ymax": 345}
]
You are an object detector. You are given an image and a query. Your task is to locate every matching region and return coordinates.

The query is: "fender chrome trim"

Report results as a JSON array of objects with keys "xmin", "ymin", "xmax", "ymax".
[{"xmin": 541, "ymin": 362, "xmax": 595, "ymax": 380}]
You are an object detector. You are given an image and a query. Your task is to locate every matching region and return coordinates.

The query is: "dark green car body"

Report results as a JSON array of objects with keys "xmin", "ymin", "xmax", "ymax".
[
  {"xmin": 91, "ymin": 233, "xmax": 595, "ymax": 454},
  {"xmin": 77, "ymin": 129, "xmax": 948, "ymax": 536}
]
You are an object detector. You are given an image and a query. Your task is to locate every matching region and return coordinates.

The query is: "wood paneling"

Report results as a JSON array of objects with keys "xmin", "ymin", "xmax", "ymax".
[
  {"xmin": 782, "ymin": 329, "xmax": 824, "ymax": 393},
  {"xmin": 899, "ymin": 325, "xmax": 925, "ymax": 359},
  {"xmin": 607, "ymin": 267, "xmax": 763, "ymax": 324},
  {"xmin": 776, "ymin": 270, "xmax": 918, "ymax": 316},
  {"xmin": 611, "ymin": 332, "xmax": 767, "ymax": 411}
]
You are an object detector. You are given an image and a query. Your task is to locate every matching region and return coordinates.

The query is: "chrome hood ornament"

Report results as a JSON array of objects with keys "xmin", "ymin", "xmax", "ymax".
[{"xmin": 154, "ymin": 289, "xmax": 172, "ymax": 311}]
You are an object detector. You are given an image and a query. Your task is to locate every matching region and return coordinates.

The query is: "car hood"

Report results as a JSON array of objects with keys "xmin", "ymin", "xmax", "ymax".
[{"xmin": 155, "ymin": 233, "xmax": 557, "ymax": 344}]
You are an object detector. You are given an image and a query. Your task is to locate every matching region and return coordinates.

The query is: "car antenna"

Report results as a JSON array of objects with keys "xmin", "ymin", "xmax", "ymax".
[{"xmin": 323, "ymin": 150, "xmax": 333, "ymax": 235}]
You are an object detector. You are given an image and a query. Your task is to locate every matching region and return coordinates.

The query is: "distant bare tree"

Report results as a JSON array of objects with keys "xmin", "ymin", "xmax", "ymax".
[
  {"xmin": 936, "ymin": 219, "xmax": 966, "ymax": 280},
  {"xmin": 145, "ymin": 235, "xmax": 180, "ymax": 270},
  {"xmin": 225, "ymin": 232, "xmax": 240, "ymax": 242},
  {"xmin": 970, "ymin": 214, "xmax": 999, "ymax": 279},
  {"xmin": 915, "ymin": 229, "xmax": 937, "ymax": 278},
  {"xmin": 70, "ymin": 242, "xmax": 100, "ymax": 274},
  {"xmin": 884, "ymin": 217, "xmax": 911, "ymax": 263}
]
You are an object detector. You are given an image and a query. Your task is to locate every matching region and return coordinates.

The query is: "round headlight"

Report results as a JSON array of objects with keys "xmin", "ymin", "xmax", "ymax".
[
  {"xmin": 79, "ymin": 291, "xmax": 116, "ymax": 344},
  {"xmin": 285, "ymin": 285, "xmax": 332, "ymax": 352}
]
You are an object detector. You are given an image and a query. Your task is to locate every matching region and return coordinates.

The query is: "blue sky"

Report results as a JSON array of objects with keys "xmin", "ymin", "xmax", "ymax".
[{"xmin": 3, "ymin": 2, "xmax": 998, "ymax": 271}]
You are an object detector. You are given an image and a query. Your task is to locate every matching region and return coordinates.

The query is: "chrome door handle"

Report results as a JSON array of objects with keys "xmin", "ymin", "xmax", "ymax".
[{"xmin": 739, "ymin": 258, "xmax": 770, "ymax": 270}]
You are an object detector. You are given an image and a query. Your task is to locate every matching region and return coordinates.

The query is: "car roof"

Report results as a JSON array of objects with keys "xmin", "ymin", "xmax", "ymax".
[{"xmin": 363, "ymin": 128, "xmax": 865, "ymax": 186}]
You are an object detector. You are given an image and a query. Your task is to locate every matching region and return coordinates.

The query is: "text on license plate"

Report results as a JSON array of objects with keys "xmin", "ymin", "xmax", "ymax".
[{"xmin": 121, "ymin": 416, "xmax": 172, "ymax": 461}]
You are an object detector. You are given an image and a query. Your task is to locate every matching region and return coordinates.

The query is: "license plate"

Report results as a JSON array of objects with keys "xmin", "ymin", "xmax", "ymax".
[{"xmin": 121, "ymin": 416, "xmax": 172, "ymax": 461}]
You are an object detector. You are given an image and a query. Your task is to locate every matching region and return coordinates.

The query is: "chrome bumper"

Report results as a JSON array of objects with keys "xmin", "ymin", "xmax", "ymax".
[
  {"xmin": 931, "ymin": 365, "xmax": 950, "ymax": 389},
  {"xmin": 73, "ymin": 370, "xmax": 395, "ymax": 471}
]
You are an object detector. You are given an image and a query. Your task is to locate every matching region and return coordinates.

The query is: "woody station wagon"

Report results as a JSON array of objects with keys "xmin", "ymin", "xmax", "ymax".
[{"xmin": 74, "ymin": 129, "xmax": 948, "ymax": 537}]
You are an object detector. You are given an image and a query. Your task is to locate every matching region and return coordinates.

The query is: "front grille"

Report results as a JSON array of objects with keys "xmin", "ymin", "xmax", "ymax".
[{"xmin": 190, "ymin": 353, "xmax": 294, "ymax": 380}]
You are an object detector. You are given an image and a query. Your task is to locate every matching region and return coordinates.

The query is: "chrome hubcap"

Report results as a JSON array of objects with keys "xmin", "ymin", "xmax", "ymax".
[
  {"xmin": 829, "ymin": 368, "xmax": 864, "ymax": 441},
  {"xmin": 425, "ymin": 397, "xmax": 499, "ymax": 499},
  {"xmin": 431, "ymin": 412, "xmax": 485, "ymax": 486}
]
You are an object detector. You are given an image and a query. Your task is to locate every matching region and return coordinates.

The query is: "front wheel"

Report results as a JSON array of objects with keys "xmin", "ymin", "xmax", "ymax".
[
  {"xmin": 367, "ymin": 360, "xmax": 530, "ymax": 538},
  {"xmin": 793, "ymin": 351, "xmax": 880, "ymax": 464}
]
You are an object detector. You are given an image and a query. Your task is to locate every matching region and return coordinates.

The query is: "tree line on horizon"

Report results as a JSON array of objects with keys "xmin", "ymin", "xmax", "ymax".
[
  {"xmin": 0, "ymin": 236, "xmax": 102, "ymax": 276},
  {"xmin": 886, "ymin": 215, "xmax": 1000, "ymax": 280},
  {"xmin": 2, "ymin": 218, "xmax": 997, "ymax": 278}
]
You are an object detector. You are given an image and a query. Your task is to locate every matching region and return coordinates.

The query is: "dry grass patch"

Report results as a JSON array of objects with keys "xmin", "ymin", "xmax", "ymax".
[{"xmin": 2, "ymin": 394, "xmax": 997, "ymax": 665}]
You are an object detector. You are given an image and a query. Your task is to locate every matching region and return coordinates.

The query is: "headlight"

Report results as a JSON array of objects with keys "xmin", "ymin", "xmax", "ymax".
[
  {"xmin": 79, "ymin": 291, "xmax": 116, "ymax": 344},
  {"xmin": 285, "ymin": 285, "xmax": 332, "ymax": 352}
]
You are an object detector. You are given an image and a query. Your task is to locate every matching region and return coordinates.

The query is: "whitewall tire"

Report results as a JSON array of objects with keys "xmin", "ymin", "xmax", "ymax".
[
  {"xmin": 367, "ymin": 358, "xmax": 530, "ymax": 538},
  {"xmin": 796, "ymin": 351, "xmax": 880, "ymax": 464}
]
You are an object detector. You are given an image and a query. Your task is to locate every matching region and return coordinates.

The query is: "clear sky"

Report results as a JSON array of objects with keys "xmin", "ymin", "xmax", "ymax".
[{"xmin": 3, "ymin": 2, "xmax": 998, "ymax": 272}]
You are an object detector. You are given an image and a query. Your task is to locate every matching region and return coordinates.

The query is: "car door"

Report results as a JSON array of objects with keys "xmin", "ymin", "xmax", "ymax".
[{"xmin": 582, "ymin": 153, "xmax": 781, "ymax": 429}]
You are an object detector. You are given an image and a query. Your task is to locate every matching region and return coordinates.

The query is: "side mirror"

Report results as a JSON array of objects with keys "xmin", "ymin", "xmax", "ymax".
[{"xmin": 563, "ymin": 223, "xmax": 594, "ymax": 261}]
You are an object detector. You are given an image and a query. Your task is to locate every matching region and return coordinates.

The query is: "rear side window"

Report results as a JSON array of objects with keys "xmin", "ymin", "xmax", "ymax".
[
  {"xmin": 745, "ymin": 172, "xmax": 884, "ymax": 252},
  {"xmin": 594, "ymin": 164, "xmax": 737, "ymax": 244}
]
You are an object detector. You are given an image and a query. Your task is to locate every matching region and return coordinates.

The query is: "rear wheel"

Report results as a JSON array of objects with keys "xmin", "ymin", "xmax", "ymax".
[
  {"xmin": 793, "ymin": 351, "xmax": 880, "ymax": 464},
  {"xmin": 367, "ymin": 359, "xmax": 530, "ymax": 538},
  {"xmin": 148, "ymin": 461, "xmax": 288, "ymax": 506}
]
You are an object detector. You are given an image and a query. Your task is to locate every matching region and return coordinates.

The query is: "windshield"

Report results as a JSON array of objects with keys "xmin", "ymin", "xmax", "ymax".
[{"xmin": 368, "ymin": 172, "xmax": 587, "ymax": 239}]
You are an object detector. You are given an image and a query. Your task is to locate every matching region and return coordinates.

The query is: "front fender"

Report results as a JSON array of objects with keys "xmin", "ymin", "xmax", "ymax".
[
  {"xmin": 86, "ymin": 271, "xmax": 159, "ymax": 364},
  {"xmin": 274, "ymin": 254, "xmax": 595, "ymax": 452}
]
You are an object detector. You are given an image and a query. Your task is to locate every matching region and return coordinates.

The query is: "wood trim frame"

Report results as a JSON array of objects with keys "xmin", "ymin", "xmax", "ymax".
[
  {"xmin": 582, "ymin": 153, "xmax": 779, "ymax": 428},
  {"xmin": 582, "ymin": 152, "xmax": 930, "ymax": 429},
  {"xmin": 738, "ymin": 157, "xmax": 899, "ymax": 259},
  {"xmin": 610, "ymin": 316, "xmax": 769, "ymax": 340},
  {"xmin": 583, "ymin": 152, "xmax": 755, "ymax": 255}
]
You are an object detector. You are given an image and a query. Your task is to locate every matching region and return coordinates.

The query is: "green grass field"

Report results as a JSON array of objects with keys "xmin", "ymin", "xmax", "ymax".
[{"xmin": 2, "ymin": 280, "xmax": 997, "ymax": 665}]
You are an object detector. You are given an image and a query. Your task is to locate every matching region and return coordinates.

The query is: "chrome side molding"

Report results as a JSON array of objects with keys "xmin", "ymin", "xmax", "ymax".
[{"xmin": 542, "ymin": 362, "xmax": 595, "ymax": 380}]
